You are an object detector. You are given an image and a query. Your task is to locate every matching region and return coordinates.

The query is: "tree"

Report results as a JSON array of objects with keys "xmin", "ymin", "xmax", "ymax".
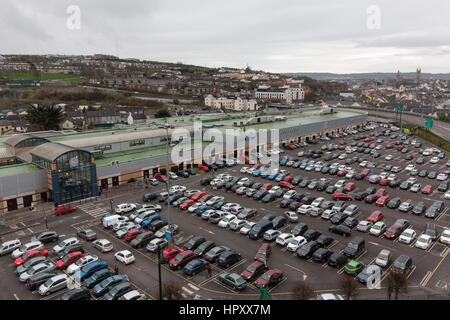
[
  {"xmin": 386, "ymin": 272, "xmax": 408, "ymax": 300},
  {"xmin": 25, "ymin": 103, "xmax": 64, "ymax": 131},
  {"xmin": 154, "ymin": 108, "xmax": 171, "ymax": 118},
  {"xmin": 162, "ymin": 281, "xmax": 183, "ymax": 300},
  {"xmin": 338, "ymin": 276, "xmax": 359, "ymax": 300},
  {"xmin": 291, "ymin": 281, "xmax": 315, "ymax": 300}
]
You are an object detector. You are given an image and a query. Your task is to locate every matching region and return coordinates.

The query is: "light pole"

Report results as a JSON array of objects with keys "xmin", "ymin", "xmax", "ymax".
[
  {"xmin": 157, "ymin": 245, "xmax": 163, "ymax": 300},
  {"xmin": 164, "ymin": 121, "xmax": 174, "ymax": 248}
]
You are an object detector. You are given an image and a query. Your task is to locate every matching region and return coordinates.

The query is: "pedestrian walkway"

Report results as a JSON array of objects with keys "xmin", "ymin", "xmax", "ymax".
[{"xmin": 76, "ymin": 203, "xmax": 109, "ymax": 218}]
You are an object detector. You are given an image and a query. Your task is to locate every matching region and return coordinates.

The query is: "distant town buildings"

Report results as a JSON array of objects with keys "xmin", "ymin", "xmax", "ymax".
[{"xmin": 204, "ymin": 95, "xmax": 258, "ymax": 111}]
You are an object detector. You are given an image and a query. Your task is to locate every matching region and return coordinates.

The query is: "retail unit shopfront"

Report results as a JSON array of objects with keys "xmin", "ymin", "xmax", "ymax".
[{"xmin": 30, "ymin": 143, "xmax": 98, "ymax": 205}]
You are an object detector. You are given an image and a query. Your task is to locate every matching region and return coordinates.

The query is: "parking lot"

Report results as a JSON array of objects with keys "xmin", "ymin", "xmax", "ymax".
[{"xmin": 1, "ymin": 122, "xmax": 449, "ymax": 300}]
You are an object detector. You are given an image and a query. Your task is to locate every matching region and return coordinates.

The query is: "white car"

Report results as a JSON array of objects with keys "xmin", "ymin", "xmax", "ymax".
[
  {"xmin": 118, "ymin": 290, "xmax": 147, "ymax": 300},
  {"xmin": 415, "ymin": 234, "xmax": 433, "ymax": 250},
  {"xmin": 430, "ymin": 157, "xmax": 439, "ymax": 164},
  {"xmin": 239, "ymin": 222, "xmax": 256, "ymax": 235},
  {"xmin": 423, "ymin": 149, "xmax": 433, "ymax": 156},
  {"xmin": 398, "ymin": 229, "xmax": 416, "ymax": 244},
  {"xmin": 286, "ymin": 236, "xmax": 307, "ymax": 252},
  {"xmin": 237, "ymin": 177, "xmax": 249, "ymax": 186},
  {"xmin": 316, "ymin": 293, "xmax": 344, "ymax": 300},
  {"xmin": 379, "ymin": 172, "xmax": 389, "ymax": 179},
  {"xmin": 268, "ymin": 186, "xmax": 281, "ymax": 194},
  {"xmin": 275, "ymin": 233, "xmax": 294, "ymax": 246},
  {"xmin": 11, "ymin": 241, "xmax": 43, "ymax": 259},
  {"xmin": 375, "ymin": 249, "xmax": 391, "ymax": 268},
  {"xmin": 115, "ymin": 203, "xmax": 136, "ymax": 214},
  {"xmin": 188, "ymin": 202, "xmax": 202, "ymax": 213},
  {"xmin": 146, "ymin": 238, "xmax": 169, "ymax": 253},
  {"xmin": 240, "ymin": 167, "xmax": 249, "ymax": 173},
  {"xmin": 444, "ymin": 191, "xmax": 450, "ymax": 200},
  {"xmin": 93, "ymin": 239, "xmax": 114, "ymax": 253},
  {"xmin": 115, "ymin": 250, "xmax": 135, "ymax": 265},
  {"xmin": 437, "ymin": 173, "xmax": 448, "ymax": 181},
  {"xmin": 345, "ymin": 171, "xmax": 355, "ymax": 179},
  {"xmin": 67, "ymin": 255, "xmax": 99, "ymax": 274},
  {"xmin": 387, "ymin": 174, "xmax": 396, "ymax": 181},
  {"xmin": 311, "ymin": 197, "xmax": 325, "ymax": 207},
  {"xmin": 218, "ymin": 214, "xmax": 237, "ymax": 228},
  {"xmin": 334, "ymin": 180, "xmax": 346, "ymax": 188},
  {"xmin": 369, "ymin": 222, "xmax": 386, "ymax": 237},
  {"xmin": 405, "ymin": 164, "xmax": 416, "ymax": 171},
  {"xmin": 297, "ymin": 205, "xmax": 313, "ymax": 215},
  {"xmin": 359, "ymin": 161, "xmax": 368, "ymax": 167},
  {"xmin": 168, "ymin": 172, "xmax": 178, "ymax": 179},
  {"xmin": 229, "ymin": 219, "xmax": 246, "ymax": 231},
  {"xmin": 283, "ymin": 190, "xmax": 297, "ymax": 199},
  {"xmin": 439, "ymin": 229, "xmax": 450, "ymax": 245},
  {"xmin": 169, "ymin": 185, "xmax": 186, "ymax": 193},
  {"xmin": 113, "ymin": 221, "xmax": 132, "ymax": 232},
  {"xmin": 385, "ymin": 155, "xmax": 393, "ymax": 161}
]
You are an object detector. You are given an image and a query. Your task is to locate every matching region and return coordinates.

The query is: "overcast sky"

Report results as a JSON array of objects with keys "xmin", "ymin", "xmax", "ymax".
[{"xmin": 1, "ymin": 0, "xmax": 449, "ymax": 73}]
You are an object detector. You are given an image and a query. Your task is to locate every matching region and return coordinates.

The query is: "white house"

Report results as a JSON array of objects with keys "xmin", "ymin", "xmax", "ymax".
[{"xmin": 204, "ymin": 95, "xmax": 258, "ymax": 111}]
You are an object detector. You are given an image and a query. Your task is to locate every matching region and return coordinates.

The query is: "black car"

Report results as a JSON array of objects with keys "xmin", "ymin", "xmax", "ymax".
[
  {"xmin": 438, "ymin": 181, "xmax": 449, "ymax": 192},
  {"xmin": 183, "ymin": 236, "xmax": 206, "ymax": 251},
  {"xmin": 143, "ymin": 192, "xmax": 158, "ymax": 202},
  {"xmin": 253, "ymin": 190, "xmax": 268, "ymax": 200},
  {"xmin": 252, "ymin": 182, "xmax": 263, "ymax": 190},
  {"xmin": 217, "ymin": 250, "xmax": 241, "ymax": 268},
  {"xmin": 58, "ymin": 243, "xmax": 84, "ymax": 258},
  {"xmin": 26, "ymin": 271, "xmax": 60, "ymax": 290},
  {"xmin": 330, "ymin": 212, "xmax": 349, "ymax": 225},
  {"xmin": 292, "ymin": 177, "xmax": 303, "ymax": 185},
  {"xmin": 316, "ymin": 235, "xmax": 334, "ymax": 247},
  {"xmin": 272, "ymin": 216, "xmax": 287, "ymax": 229},
  {"xmin": 296, "ymin": 241, "xmax": 320, "ymax": 259},
  {"xmin": 327, "ymin": 252, "xmax": 348, "ymax": 268},
  {"xmin": 104, "ymin": 282, "xmax": 132, "ymax": 300},
  {"xmin": 280, "ymin": 198, "xmax": 293, "ymax": 208},
  {"xmin": 291, "ymin": 223, "xmax": 308, "ymax": 236},
  {"xmin": 148, "ymin": 220, "xmax": 168, "ymax": 232},
  {"xmin": 238, "ymin": 208, "xmax": 257, "ymax": 219},
  {"xmin": 329, "ymin": 225, "xmax": 352, "ymax": 237},
  {"xmin": 303, "ymin": 229, "xmax": 321, "ymax": 241},
  {"xmin": 31, "ymin": 231, "xmax": 59, "ymax": 243},
  {"xmin": 60, "ymin": 288, "xmax": 91, "ymax": 300},
  {"xmin": 428, "ymin": 171, "xmax": 437, "ymax": 179},
  {"xmin": 299, "ymin": 180, "xmax": 311, "ymax": 188},
  {"xmin": 130, "ymin": 231, "xmax": 154, "ymax": 249},
  {"xmin": 354, "ymin": 191, "xmax": 369, "ymax": 201},
  {"xmin": 326, "ymin": 185, "xmax": 337, "ymax": 194},
  {"xmin": 387, "ymin": 197, "xmax": 401, "ymax": 209},
  {"xmin": 412, "ymin": 204, "xmax": 427, "ymax": 215},
  {"xmin": 343, "ymin": 217, "xmax": 358, "ymax": 229},
  {"xmin": 194, "ymin": 240, "xmax": 216, "ymax": 257},
  {"xmin": 301, "ymin": 195, "xmax": 315, "ymax": 205},
  {"xmin": 262, "ymin": 193, "xmax": 276, "ymax": 203},
  {"xmin": 178, "ymin": 171, "xmax": 190, "ymax": 178},
  {"xmin": 200, "ymin": 177, "xmax": 213, "ymax": 186},
  {"xmin": 312, "ymin": 248, "xmax": 333, "ymax": 263},
  {"xmin": 389, "ymin": 180, "xmax": 400, "ymax": 188}
]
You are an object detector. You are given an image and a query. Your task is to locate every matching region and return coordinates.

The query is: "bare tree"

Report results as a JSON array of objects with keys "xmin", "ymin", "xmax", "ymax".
[
  {"xmin": 339, "ymin": 276, "xmax": 359, "ymax": 300},
  {"xmin": 162, "ymin": 281, "xmax": 183, "ymax": 300},
  {"xmin": 291, "ymin": 281, "xmax": 315, "ymax": 300},
  {"xmin": 386, "ymin": 272, "xmax": 408, "ymax": 300}
]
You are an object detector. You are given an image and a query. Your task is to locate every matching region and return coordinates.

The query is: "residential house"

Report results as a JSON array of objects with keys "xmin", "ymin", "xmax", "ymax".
[
  {"xmin": 0, "ymin": 120, "xmax": 13, "ymax": 135},
  {"xmin": 84, "ymin": 110, "xmax": 121, "ymax": 126}
]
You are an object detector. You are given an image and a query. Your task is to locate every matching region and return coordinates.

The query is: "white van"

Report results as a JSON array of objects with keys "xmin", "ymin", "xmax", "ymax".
[
  {"xmin": 53, "ymin": 237, "xmax": 80, "ymax": 255},
  {"xmin": 11, "ymin": 241, "xmax": 43, "ymax": 259},
  {"xmin": 0, "ymin": 239, "xmax": 21, "ymax": 256},
  {"xmin": 103, "ymin": 214, "xmax": 128, "ymax": 229}
]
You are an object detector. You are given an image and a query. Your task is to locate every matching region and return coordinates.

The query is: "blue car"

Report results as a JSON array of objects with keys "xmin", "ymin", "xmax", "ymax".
[
  {"xmin": 280, "ymin": 159, "xmax": 288, "ymax": 166},
  {"xmin": 141, "ymin": 214, "xmax": 161, "ymax": 228},
  {"xmin": 299, "ymin": 162, "xmax": 308, "ymax": 170},
  {"xmin": 268, "ymin": 173, "xmax": 279, "ymax": 180},
  {"xmin": 275, "ymin": 174, "xmax": 286, "ymax": 182},
  {"xmin": 93, "ymin": 274, "xmax": 129, "ymax": 297},
  {"xmin": 78, "ymin": 261, "xmax": 108, "ymax": 281},
  {"xmin": 84, "ymin": 269, "xmax": 113, "ymax": 289},
  {"xmin": 252, "ymin": 170, "xmax": 261, "ymax": 177},
  {"xmin": 183, "ymin": 259, "xmax": 209, "ymax": 276},
  {"xmin": 195, "ymin": 206, "xmax": 215, "ymax": 216}
]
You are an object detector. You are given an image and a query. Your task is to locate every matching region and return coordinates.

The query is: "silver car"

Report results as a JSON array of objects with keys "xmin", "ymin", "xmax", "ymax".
[
  {"xmin": 93, "ymin": 239, "xmax": 113, "ymax": 253},
  {"xmin": 38, "ymin": 274, "xmax": 68, "ymax": 296},
  {"xmin": 16, "ymin": 256, "xmax": 48, "ymax": 275},
  {"xmin": 19, "ymin": 261, "xmax": 55, "ymax": 282}
]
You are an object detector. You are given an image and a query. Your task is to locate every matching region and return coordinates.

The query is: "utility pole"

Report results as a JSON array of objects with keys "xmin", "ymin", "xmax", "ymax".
[
  {"xmin": 164, "ymin": 121, "xmax": 174, "ymax": 248},
  {"xmin": 157, "ymin": 246, "xmax": 162, "ymax": 300}
]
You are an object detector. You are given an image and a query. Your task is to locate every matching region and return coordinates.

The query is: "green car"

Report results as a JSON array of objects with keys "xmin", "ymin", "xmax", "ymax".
[
  {"xmin": 344, "ymin": 260, "xmax": 365, "ymax": 276},
  {"xmin": 187, "ymin": 168, "xmax": 197, "ymax": 175},
  {"xmin": 218, "ymin": 272, "xmax": 246, "ymax": 291}
]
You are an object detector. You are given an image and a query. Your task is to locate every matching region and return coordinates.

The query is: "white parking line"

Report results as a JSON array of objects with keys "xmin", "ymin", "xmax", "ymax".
[{"xmin": 13, "ymin": 294, "xmax": 19, "ymax": 300}]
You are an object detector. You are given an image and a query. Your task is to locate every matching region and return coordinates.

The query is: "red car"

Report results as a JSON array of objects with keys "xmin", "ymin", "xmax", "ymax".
[
  {"xmin": 197, "ymin": 194, "xmax": 213, "ymax": 203},
  {"xmin": 278, "ymin": 181, "xmax": 294, "ymax": 189},
  {"xmin": 286, "ymin": 144, "xmax": 296, "ymax": 150},
  {"xmin": 282, "ymin": 176, "xmax": 293, "ymax": 183},
  {"xmin": 361, "ymin": 169, "xmax": 370, "ymax": 176},
  {"xmin": 338, "ymin": 146, "xmax": 346, "ymax": 150},
  {"xmin": 260, "ymin": 183, "xmax": 273, "ymax": 191},
  {"xmin": 241, "ymin": 261, "xmax": 268, "ymax": 281},
  {"xmin": 375, "ymin": 188, "xmax": 387, "ymax": 197},
  {"xmin": 364, "ymin": 137, "xmax": 374, "ymax": 143},
  {"xmin": 155, "ymin": 174, "xmax": 168, "ymax": 183},
  {"xmin": 376, "ymin": 196, "xmax": 390, "ymax": 207},
  {"xmin": 254, "ymin": 243, "xmax": 271, "ymax": 262},
  {"xmin": 421, "ymin": 185, "xmax": 433, "ymax": 194},
  {"xmin": 243, "ymin": 157, "xmax": 256, "ymax": 165},
  {"xmin": 160, "ymin": 248, "xmax": 184, "ymax": 262},
  {"xmin": 197, "ymin": 165, "xmax": 210, "ymax": 172},
  {"xmin": 369, "ymin": 144, "xmax": 376, "ymax": 149},
  {"xmin": 15, "ymin": 249, "xmax": 49, "ymax": 267},
  {"xmin": 254, "ymin": 269, "xmax": 283, "ymax": 288},
  {"xmin": 337, "ymin": 170, "xmax": 347, "ymax": 177},
  {"xmin": 365, "ymin": 194, "xmax": 379, "ymax": 203},
  {"xmin": 124, "ymin": 229, "xmax": 143, "ymax": 242},
  {"xmin": 252, "ymin": 164, "xmax": 262, "ymax": 170},
  {"xmin": 379, "ymin": 178, "xmax": 389, "ymax": 186},
  {"xmin": 56, "ymin": 251, "xmax": 84, "ymax": 269},
  {"xmin": 54, "ymin": 205, "xmax": 76, "ymax": 216},
  {"xmin": 367, "ymin": 210, "xmax": 384, "ymax": 223},
  {"xmin": 384, "ymin": 225, "xmax": 403, "ymax": 239},
  {"xmin": 344, "ymin": 182, "xmax": 356, "ymax": 192},
  {"xmin": 179, "ymin": 200, "xmax": 195, "ymax": 210},
  {"xmin": 333, "ymin": 193, "xmax": 352, "ymax": 201},
  {"xmin": 191, "ymin": 191, "xmax": 207, "ymax": 201},
  {"xmin": 168, "ymin": 250, "xmax": 197, "ymax": 270}
]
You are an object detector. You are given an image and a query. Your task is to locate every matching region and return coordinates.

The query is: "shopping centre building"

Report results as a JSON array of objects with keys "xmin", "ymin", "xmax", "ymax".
[{"xmin": 0, "ymin": 108, "xmax": 367, "ymax": 213}]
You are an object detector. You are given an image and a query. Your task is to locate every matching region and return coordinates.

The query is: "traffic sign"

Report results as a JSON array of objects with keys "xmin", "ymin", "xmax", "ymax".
[
  {"xmin": 397, "ymin": 106, "xmax": 403, "ymax": 111},
  {"xmin": 425, "ymin": 118, "xmax": 433, "ymax": 128}
]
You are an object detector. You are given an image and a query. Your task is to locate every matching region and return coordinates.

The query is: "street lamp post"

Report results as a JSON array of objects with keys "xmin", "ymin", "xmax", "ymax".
[
  {"xmin": 157, "ymin": 245, "xmax": 163, "ymax": 300},
  {"xmin": 164, "ymin": 122, "xmax": 174, "ymax": 248}
]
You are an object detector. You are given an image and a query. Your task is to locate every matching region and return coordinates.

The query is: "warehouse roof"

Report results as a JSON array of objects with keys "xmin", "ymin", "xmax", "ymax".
[{"xmin": 30, "ymin": 142, "xmax": 88, "ymax": 162}]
